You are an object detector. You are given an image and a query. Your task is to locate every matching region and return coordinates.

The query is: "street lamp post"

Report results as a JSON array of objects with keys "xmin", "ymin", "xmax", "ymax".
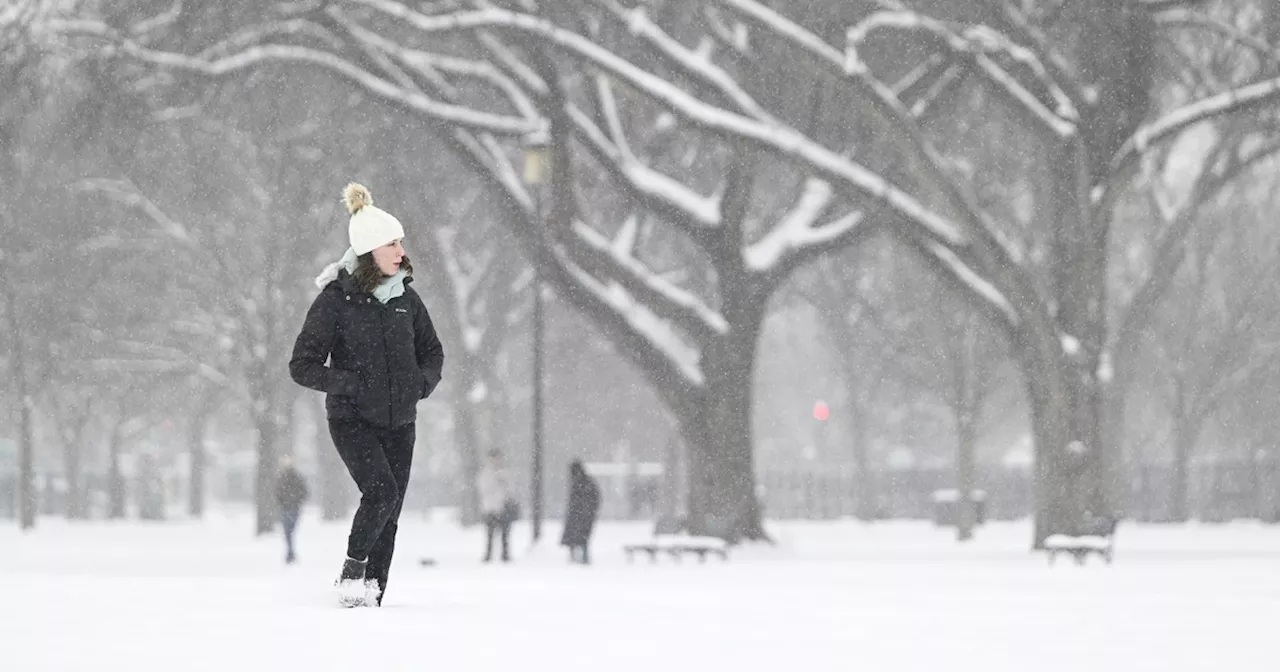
[{"xmin": 523, "ymin": 132, "xmax": 549, "ymax": 543}]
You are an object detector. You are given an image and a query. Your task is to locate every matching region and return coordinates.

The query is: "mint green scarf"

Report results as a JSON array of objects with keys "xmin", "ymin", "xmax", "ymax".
[{"xmin": 327, "ymin": 247, "xmax": 408, "ymax": 304}]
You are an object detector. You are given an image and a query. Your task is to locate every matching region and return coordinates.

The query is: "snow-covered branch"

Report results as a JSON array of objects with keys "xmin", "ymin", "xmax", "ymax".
[
  {"xmin": 193, "ymin": 18, "xmax": 344, "ymax": 59},
  {"xmin": 994, "ymin": 3, "xmax": 1088, "ymax": 111},
  {"xmin": 570, "ymin": 220, "xmax": 728, "ymax": 345},
  {"xmin": 432, "ymin": 226, "xmax": 490, "ymax": 352},
  {"xmin": 847, "ymin": 12, "xmax": 1077, "ymax": 138},
  {"xmin": 1156, "ymin": 9, "xmax": 1278, "ymax": 63},
  {"xmin": 744, "ymin": 179, "xmax": 866, "ymax": 274},
  {"xmin": 338, "ymin": 1, "xmax": 968, "ymax": 256},
  {"xmin": 556, "ymin": 247, "xmax": 706, "ymax": 391},
  {"xmin": 892, "ymin": 54, "xmax": 968, "ymax": 121},
  {"xmin": 592, "ymin": 0, "xmax": 774, "ymax": 123},
  {"xmin": 923, "ymin": 242, "xmax": 1020, "ymax": 328},
  {"xmin": 73, "ymin": 178, "xmax": 195, "ymax": 247},
  {"xmin": 708, "ymin": 0, "xmax": 1031, "ymax": 304},
  {"xmin": 51, "ymin": 18, "xmax": 539, "ymax": 136},
  {"xmin": 335, "ymin": 7, "xmax": 540, "ymax": 121},
  {"xmin": 422, "ymin": 94, "xmax": 712, "ymax": 407},
  {"xmin": 568, "ymin": 104, "xmax": 722, "ymax": 233},
  {"xmin": 1107, "ymin": 74, "xmax": 1280, "ymax": 185},
  {"xmin": 476, "ymin": 31, "xmax": 549, "ymax": 97},
  {"xmin": 1140, "ymin": 0, "xmax": 1213, "ymax": 12}
]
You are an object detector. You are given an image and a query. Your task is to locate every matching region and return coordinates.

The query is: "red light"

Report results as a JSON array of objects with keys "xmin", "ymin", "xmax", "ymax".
[{"xmin": 813, "ymin": 401, "xmax": 829, "ymax": 421}]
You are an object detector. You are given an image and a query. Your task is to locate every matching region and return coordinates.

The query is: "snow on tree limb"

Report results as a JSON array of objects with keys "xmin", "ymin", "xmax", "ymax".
[
  {"xmin": 994, "ymin": 3, "xmax": 1088, "ymax": 110},
  {"xmin": 433, "ymin": 227, "xmax": 490, "ymax": 352},
  {"xmin": 593, "ymin": 75, "xmax": 633, "ymax": 158},
  {"xmin": 337, "ymin": 12, "xmax": 539, "ymax": 121},
  {"xmin": 613, "ymin": 215, "xmax": 641, "ymax": 257},
  {"xmin": 341, "ymin": 2, "xmax": 967, "ymax": 251},
  {"xmin": 570, "ymin": 220, "xmax": 729, "ymax": 343},
  {"xmin": 1139, "ymin": 0, "xmax": 1213, "ymax": 11},
  {"xmin": 923, "ymin": 242, "xmax": 1020, "ymax": 328},
  {"xmin": 594, "ymin": 0, "xmax": 775, "ymax": 123},
  {"xmin": 556, "ymin": 248, "xmax": 706, "ymax": 389},
  {"xmin": 744, "ymin": 179, "xmax": 864, "ymax": 272},
  {"xmin": 74, "ymin": 178, "xmax": 195, "ymax": 246},
  {"xmin": 193, "ymin": 18, "xmax": 344, "ymax": 59},
  {"xmin": 1108, "ymin": 74, "xmax": 1280, "ymax": 185},
  {"xmin": 567, "ymin": 104, "xmax": 722, "ymax": 231},
  {"xmin": 442, "ymin": 112, "xmax": 717, "ymax": 398},
  {"xmin": 51, "ymin": 18, "xmax": 540, "ymax": 136},
  {"xmin": 476, "ymin": 31, "xmax": 549, "ymax": 96},
  {"xmin": 847, "ymin": 11, "xmax": 1076, "ymax": 138},
  {"xmin": 1156, "ymin": 9, "xmax": 1279, "ymax": 63},
  {"xmin": 709, "ymin": 0, "xmax": 1029, "ymax": 289}
]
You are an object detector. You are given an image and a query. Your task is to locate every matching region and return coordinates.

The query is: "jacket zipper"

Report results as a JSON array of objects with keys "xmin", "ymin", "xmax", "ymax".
[{"xmin": 380, "ymin": 301, "xmax": 393, "ymax": 426}]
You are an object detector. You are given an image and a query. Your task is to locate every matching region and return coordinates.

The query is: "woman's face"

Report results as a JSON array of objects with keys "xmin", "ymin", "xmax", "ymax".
[{"xmin": 372, "ymin": 239, "xmax": 405, "ymax": 276}]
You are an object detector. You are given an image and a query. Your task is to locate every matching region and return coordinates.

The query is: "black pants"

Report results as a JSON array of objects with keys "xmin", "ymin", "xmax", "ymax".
[
  {"xmin": 330, "ymin": 418, "xmax": 415, "ymax": 598},
  {"xmin": 483, "ymin": 513, "xmax": 511, "ymax": 562}
]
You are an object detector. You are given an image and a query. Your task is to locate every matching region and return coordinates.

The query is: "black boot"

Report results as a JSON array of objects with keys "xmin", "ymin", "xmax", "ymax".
[
  {"xmin": 339, "ymin": 556, "xmax": 367, "ymax": 582},
  {"xmin": 336, "ymin": 556, "xmax": 374, "ymax": 607}
]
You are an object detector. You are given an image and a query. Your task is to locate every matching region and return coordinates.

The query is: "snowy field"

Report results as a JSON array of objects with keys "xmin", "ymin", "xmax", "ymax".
[{"xmin": 4, "ymin": 511, "xmax": 1279, "ymax": 672}]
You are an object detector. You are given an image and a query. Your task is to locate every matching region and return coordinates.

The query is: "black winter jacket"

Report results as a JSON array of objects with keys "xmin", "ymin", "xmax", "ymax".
[{"xmin": 289, "ymin": 270, "xmax": 444, "ymax": 428}]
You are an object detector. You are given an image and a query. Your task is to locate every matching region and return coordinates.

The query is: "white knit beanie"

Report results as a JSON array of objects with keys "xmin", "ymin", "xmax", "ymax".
[{"xmin": 343, "ymin": 182, "xmax": 405, "ymax": 255}]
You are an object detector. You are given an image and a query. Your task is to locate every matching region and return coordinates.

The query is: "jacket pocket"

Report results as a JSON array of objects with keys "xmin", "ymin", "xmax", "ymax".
[{"xmin": 331, "ymin": 369, "xmax": 360, "ymax": 397}]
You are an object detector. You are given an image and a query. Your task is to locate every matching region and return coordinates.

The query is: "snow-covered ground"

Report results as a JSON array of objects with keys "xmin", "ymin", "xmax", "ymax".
[{"xmin": 4, "ymin": 511, "xmax": 1278, "ymax": 671}]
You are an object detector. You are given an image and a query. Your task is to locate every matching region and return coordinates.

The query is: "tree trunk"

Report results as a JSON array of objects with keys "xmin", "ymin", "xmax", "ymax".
[
  {"xmin": 1168, "ymin": 383, "xmax": 1200, "ymax": 523},
  {"xmin": 849, "ymin": 396, "xmax": 876, "ymax": 522},
  {"xmin": 1169, "ymin": 428, "xmax": 1193, "ymax": 523},
  {"xmin": 682, "ymin": 294, "xmax": 765, "ymax": 541},
  {"xmin": 187, "ymin": 394, "xmax": 218, "ymax": 518},
  {"xmin": 956, "ymin": 409, "xmax": 977, "ymax": 542},
  {"xmin": 62, "ymin": 440, "xmax": 86, "ymax": 520},
  {"xmin": 1099, "ymin": 358, "xmax": 1131, "ymax": 518},
  {"xmin": 4, "ymin": 281, "xmax": 35, "ymax": 530},
  {"xmin": 1015, "ymin": 296, "xmax": 1106, "ymax": 547},
  {"xmin": 453, "ymin": 393, "xmax": 483, "ymax": 527},
  {"xmin": 16, "ymin": 380, "xmax": 35, "ymax": 529},
  {"xmin": 451, "ymin": 353, "xmax": 486, "ymax": 527},
  {"xmin": 251, "ymin": 398, "xmax": 280, "ymax": 535},
  {"xmin": 248, "ymin": 361, "xmax": 284, "ymax": 534},
  {"xmin": 315, "ymin": 394, "xmax": 351, "ymax": 522},
  {"xmin": 108, "ymin": 419, "xmax": 127, "ymax": 519}
]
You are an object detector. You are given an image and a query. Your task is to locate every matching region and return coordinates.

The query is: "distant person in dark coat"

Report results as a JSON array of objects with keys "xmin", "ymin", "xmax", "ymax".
[
  {"xmin": 275, "ymin": 457, "xmax": 309, "ymax": 564},
  {"xmin": 560, "ymin": 460, "xmax": 601, "ymax": 564}
]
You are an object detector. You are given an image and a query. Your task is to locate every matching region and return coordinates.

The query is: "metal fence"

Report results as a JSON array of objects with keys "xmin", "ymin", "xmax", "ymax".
[{"xmin": 6, "ymin": 459, "xmax": 1279, "ymax": 523}]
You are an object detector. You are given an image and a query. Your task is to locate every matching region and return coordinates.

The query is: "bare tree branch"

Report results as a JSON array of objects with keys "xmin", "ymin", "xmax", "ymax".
[
  {"xmin": 567, "ymin": 104, "xmax": 721, "ymax": 231},
  {"xmin": 847, "ymin": 11, "xmax": 1078, "ymax": 138},
  {"xmin": 1106, "ymin": 74, "xmax": 1280, "ymax": 190},
  {"xmin": 1157, "ymin": 8, "xmax": 1279, "ymax": 63},
  {"xmin": 568, "ymin": 219, "xmax": 728, "ymax": 344},
  {"xmin": 51, "ymin": 18, "xmax": 540, "ymax": 136}
]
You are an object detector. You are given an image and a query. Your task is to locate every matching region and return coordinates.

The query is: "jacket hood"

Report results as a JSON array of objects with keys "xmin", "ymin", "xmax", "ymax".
[
  {"xmin": 314, "ymin": 247, "xmax": 360, "ymax": 289},
  {"xmin": 314, "ymin": 247, "xmax": 410, "ymax": 304}
]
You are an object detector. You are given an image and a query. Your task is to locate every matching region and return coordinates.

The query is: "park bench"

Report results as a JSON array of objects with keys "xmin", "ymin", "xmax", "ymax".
[
  {"xmin": 1043, "ymin": 516, "xmax": 1118, "ymax": 566},
  {"xmin": 623, "ymin": 516, "xmax": 732, "ymax": 563}
]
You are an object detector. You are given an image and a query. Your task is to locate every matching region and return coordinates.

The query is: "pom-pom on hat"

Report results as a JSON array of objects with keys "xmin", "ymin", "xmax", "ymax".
[{"xmin": 343, "ymin": 182, "xmax": 405, "ymax": 255}]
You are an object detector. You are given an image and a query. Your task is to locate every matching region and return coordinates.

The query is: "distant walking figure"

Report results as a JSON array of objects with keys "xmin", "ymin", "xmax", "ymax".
[
  {"xmin": 477, "ymin": 450, "xmax": 516, "ymax": 563},
  {"xmin": 289, "ymin": 182, "xmax": 445, "ymax": 607},
  {"xmin": 560, "ymin": 460, "xmax": 601, "ymax": 564},
  {"xmin": 275, "ymin": 457, "xmax": 309, "ymax": 565}
]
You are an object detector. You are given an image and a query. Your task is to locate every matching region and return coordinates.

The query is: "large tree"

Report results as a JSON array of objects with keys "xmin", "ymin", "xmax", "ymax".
[{"xmin": 59, "ymin": 0, "xmax": 1280, "ymax": 542}]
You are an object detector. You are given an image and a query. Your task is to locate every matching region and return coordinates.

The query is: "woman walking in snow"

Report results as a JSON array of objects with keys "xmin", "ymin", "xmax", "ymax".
[{"xmin": 289, "ymin": 183, "xmax": 445, "ymax": 607}]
